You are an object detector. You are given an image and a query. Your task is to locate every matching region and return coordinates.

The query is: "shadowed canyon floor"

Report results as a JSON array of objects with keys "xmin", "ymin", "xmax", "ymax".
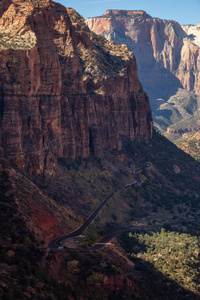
[
  {"xmin": 1, "ymin": 1, "xmax": 200, "ymax": 300},
  {"xmin": 1, "ymin": 131, "xmax": 200, "ymax": 299}
]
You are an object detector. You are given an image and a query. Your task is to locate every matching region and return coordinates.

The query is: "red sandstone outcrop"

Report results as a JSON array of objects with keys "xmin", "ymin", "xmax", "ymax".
[
  {"xmin": 0, "ymin": 1, "xmax": 152, "ymax": 174},
  {"xmin": 86, "ymin": 11, "xmax": 200, "ymax": 132}
]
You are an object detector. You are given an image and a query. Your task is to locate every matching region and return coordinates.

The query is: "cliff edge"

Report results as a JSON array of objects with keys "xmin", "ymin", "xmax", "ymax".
[
  {"xmin": 0, "ymin": 1, "xmax": 153, "ymax": 173},
  {"xmin": 86, "ymin": 10, "xmax": 200, "ymax": 133}
]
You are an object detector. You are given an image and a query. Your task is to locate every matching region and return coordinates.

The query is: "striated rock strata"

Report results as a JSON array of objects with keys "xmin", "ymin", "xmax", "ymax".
[
  {"xmin": 86, "ymin": 10, "xmax": 200, "ymax": 133},
  {"xmin": 0, "ymin": 1, "xmax": 152, "ymax": 174}
]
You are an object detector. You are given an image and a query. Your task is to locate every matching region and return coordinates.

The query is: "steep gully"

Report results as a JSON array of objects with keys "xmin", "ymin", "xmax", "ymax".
[{"xmin": 47, "ymin": 165, "xmax": 149, "ymax": 250}]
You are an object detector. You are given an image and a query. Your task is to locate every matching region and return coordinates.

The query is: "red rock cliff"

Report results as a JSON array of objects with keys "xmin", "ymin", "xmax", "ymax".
[
  {"xmin": 86, "ymin": 11, "xmax": 200, "ymax": 132},
  {"xmin": 0, "ymin": 1, "xmax": 153, "ymax": 174},
  {"xmin": 86, "ymin": 10, "xmax": 200, "ymax": 95}
]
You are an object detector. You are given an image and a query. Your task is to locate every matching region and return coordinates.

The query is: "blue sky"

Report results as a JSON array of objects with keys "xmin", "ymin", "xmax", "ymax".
[{"xmin": 55, "ymin": 0, "xmax": 200, "ymax": 25}]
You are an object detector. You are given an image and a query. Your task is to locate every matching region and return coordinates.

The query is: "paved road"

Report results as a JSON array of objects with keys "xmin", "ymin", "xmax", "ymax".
[
  {"xmin": 91, "ymin": 230, "xmax": 123, "ymax": 250},
  {"xmin": 48, "ymin": 192, "xmax": 114, "ymax": 248},
  {"xmin": 48, "ymin": 164, "xmax": 149, "ymax": 249},
  {"xmin": 91, "ymin": 221, "xmax": 181, "ymax": 250}
]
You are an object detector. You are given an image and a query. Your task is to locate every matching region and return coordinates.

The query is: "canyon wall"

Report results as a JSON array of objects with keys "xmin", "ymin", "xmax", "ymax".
[
  {"xmin": 0, "ymin": 1, "xmax": 152, "ymax": 173},
  {"xmin": 86, "ymin": 10, "xmax": 200, "ymax": 133}
]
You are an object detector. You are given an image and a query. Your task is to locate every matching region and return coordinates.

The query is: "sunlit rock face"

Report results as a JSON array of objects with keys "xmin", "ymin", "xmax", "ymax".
[
  {"xmin": 86, "ymin": 11, "xmax": 200, "ymax": 132},
  {"xmin": 0, "ymin": 2, "xmax": 152, "ymax": 174}
]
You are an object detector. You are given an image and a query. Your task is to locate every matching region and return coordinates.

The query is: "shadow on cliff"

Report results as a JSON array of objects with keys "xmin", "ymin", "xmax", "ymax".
[
  {"xmin": 102, "ymin": 29, "xmax": 184, "ymax": 113},
  {"xmin": 140, "ymin": 69, "xmax": 183, "ymax": 111}
]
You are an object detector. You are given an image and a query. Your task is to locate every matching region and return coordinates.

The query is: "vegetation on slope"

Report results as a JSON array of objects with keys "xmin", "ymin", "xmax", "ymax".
[
  {"xmin": 122, "ymin": 229, "xmax": 200, "ymax": 294},
  {"xmin": 0, "ymin": 164, "xmax": 75, "ymax": 299},
  {"xmin": 155, "ymin": 88, "xmax": 200, "ymax": 135},
  {"xmin": 175, "ymin": 131, "xmax": 200, "ymax": 162},
  {"xmin": 1, "ymin": 130, "xmax": 200, "ymax": 299}
]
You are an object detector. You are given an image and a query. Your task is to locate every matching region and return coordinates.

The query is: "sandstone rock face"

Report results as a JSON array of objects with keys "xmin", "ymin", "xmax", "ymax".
[
  {"xmin": 86, "ymin": 11, "xmax": 200, "ymax": 133},
  {"xmin": 182, "ymin": 23, "xmax": 200, "ymax": 48},
  {"xmin": 0, "ymin": 2, "xmax": 152, "ymax": 173}
]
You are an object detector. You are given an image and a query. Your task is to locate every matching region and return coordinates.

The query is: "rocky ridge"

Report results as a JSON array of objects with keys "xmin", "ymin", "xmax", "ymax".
[
  {"xmin": 86, "ymin": 11, "xmax": 200, "ymax": 135},
  {"xmin": 0, "ymin": 1, "xmax": 152, "ymax": 174}
]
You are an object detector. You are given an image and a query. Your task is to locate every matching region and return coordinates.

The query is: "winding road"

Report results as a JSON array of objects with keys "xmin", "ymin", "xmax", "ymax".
[
  {"xmin": 91, "ymin": 222, "xmax": 181, "ymax": 250},
  {"xmin": 48, "ymin": 192, "xmax": 114, "ymax": 248},
  {"xmin": 48, "ymin": 165, "xmax": 149, "ymax": 249}
]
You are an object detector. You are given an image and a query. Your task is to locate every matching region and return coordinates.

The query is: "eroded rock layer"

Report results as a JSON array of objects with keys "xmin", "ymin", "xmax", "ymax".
[
  {"xmin": 0, "ymin": 1, "xmax": 152, "ymax": 173},
  {"xmin": 86, "ymin": 10, "xmax": 200, "ymax": 132}
]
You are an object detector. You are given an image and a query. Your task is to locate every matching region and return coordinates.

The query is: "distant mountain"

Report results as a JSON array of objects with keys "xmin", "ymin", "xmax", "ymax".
[
  {"xmin": 86, "ymin": 11, "xmax": 200, "ymax": 139},
  {"xmin": 1, "ymin": 3, "xmax": 200, "ymax": 300}
]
